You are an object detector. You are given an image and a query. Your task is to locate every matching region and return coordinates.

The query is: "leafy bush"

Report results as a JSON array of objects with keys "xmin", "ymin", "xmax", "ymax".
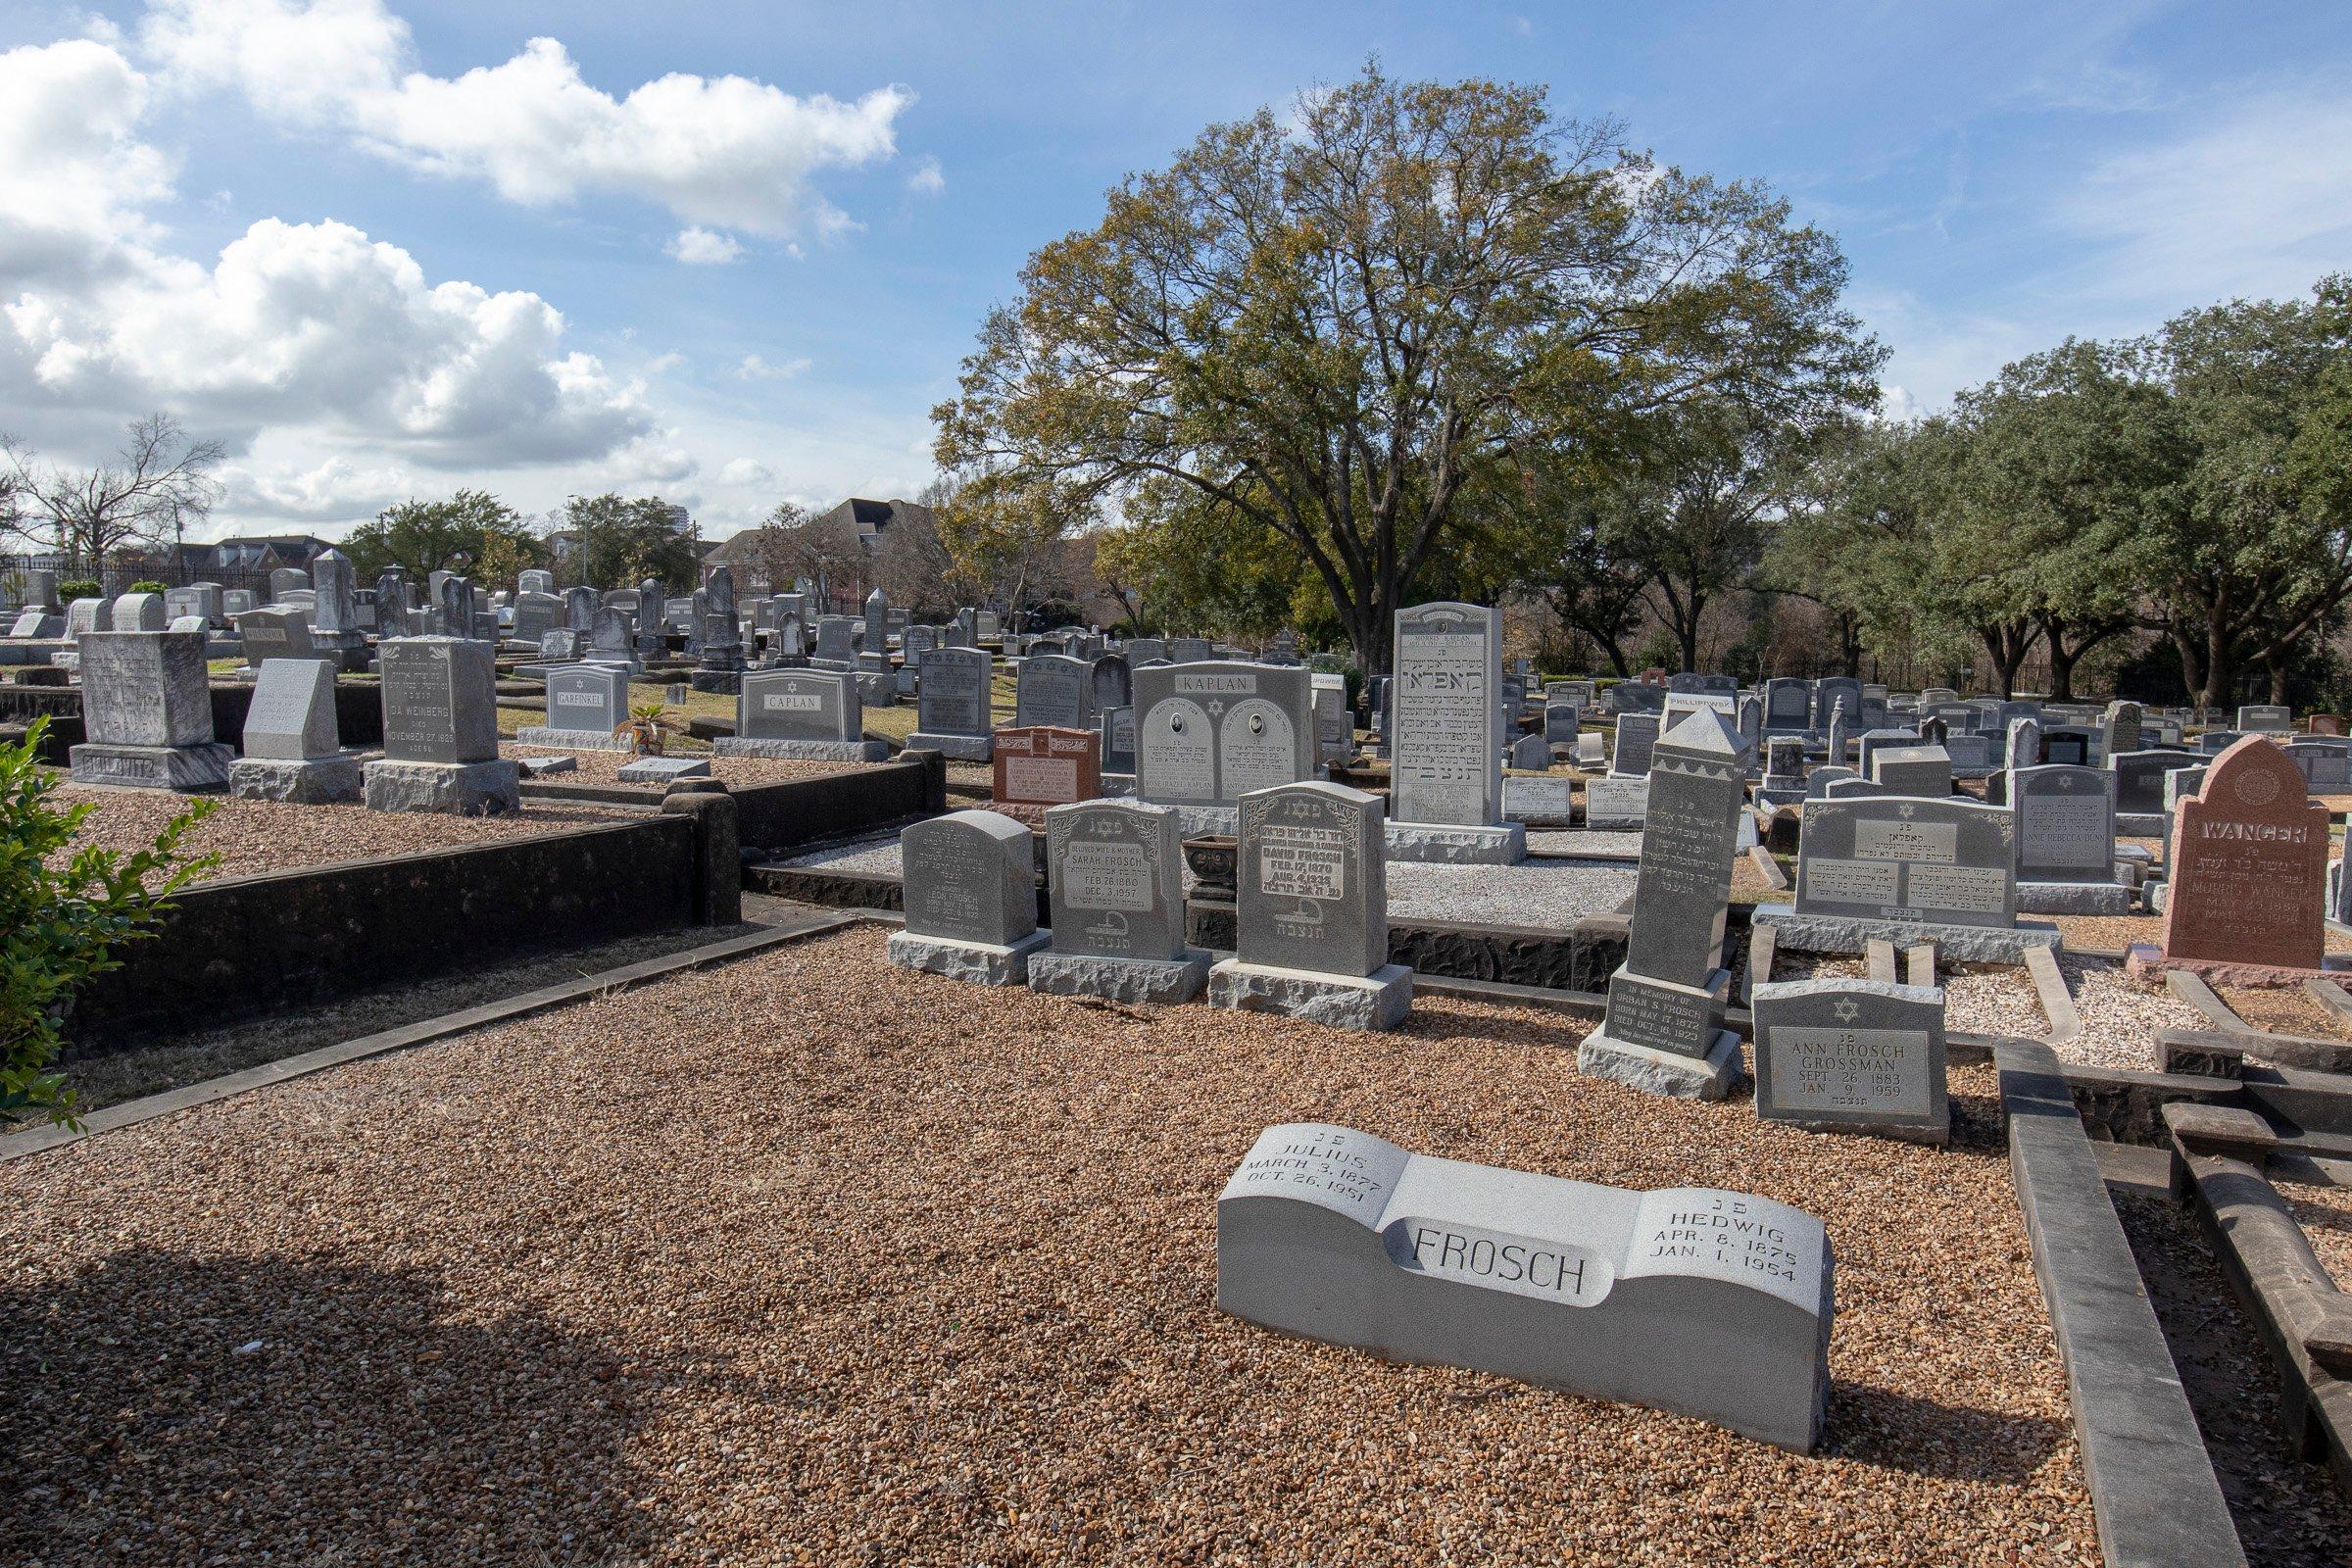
[
  {"xmin": 1, "ymin": 719, "xmax": 217, "ymax": 1127},
  {"xmin": 56, "ymin": 579, "xmax": 101, "ymax": 603},
  {"xmin": 129, "ymin": 580, "xmax": 170, "ymax": 595}
]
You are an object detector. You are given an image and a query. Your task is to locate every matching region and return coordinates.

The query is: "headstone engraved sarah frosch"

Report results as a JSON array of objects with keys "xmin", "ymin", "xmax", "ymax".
[{"xmin": 1216, "ymin": 1123, "xmax": 1834, "ymax": 1452}]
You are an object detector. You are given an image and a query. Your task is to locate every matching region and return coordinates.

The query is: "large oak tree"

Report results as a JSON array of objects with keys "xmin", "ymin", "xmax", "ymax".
[{"xmin": 934, "ymin": 66, "xmax": 1880, "ymax": 672}]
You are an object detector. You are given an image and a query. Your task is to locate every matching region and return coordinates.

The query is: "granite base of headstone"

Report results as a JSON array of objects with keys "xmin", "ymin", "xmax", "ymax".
[
  {"xmin": 229, "ymin": 753, "xmax": 364, "ymax": 803},
  {"xmin": 905, "ymin": 730, "xmax": 996, "ymax": 760},
  {"xmin": 362, "ymin": 759, "xmax": 520, "ymax": 814},
  {"xmin": 71, "ymin": 740, "xmax": 235, "ymax": 791},
  {"xmin": 1207, "ymin": 958, "xmax": 1413, "ymax": 1031},
  {"xmin": 1576, "ymin": 965, "xmax": 1741, "ymax": 1102},
  {"xmin": 1216, "ymin": 1122, "xmax": 1833, "ymax": 1452},
  {"xmin": 1751, "ymin": 978, "xmax": 1949, "ymax": 1145},
  {"xmin": 1382, "ymin": 818, "xmax": 1529, "ymax": 864}
]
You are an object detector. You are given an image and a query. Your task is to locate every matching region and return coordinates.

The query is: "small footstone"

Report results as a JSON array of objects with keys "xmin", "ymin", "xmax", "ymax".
[
  {"xmin": 518, "ymin": 755, "xmax": 577, "ymax": 776},
  {"xmin": 1028, "ymin": 950, "xmax": 1211, "ymax": 1004},
  {"xmin": 363, "ymin": 758, "xmax": 520, "ymax": 814},
  {"xmin": 616, "ymin": 756, "xmax": 711, "ymax": 785},
  {"xmin": 711, "ymin": 736, "xmax": 889, "ymax": 762}
]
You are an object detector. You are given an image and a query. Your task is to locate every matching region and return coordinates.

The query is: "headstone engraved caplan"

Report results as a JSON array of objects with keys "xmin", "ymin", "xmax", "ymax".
[
  {"xmin": 1579, "ymin": 710, "xmax": 1745, "ymax": 1099},
  {"xmin": 1217, "ymin": 1123, "xmax": 1834, "ymax": 1452},
  {"xmin": 715, "ymin": 669, "xmax": 886, "ymax": 761},
  {"xmin": 1028, "ymin": 799, "xmax": 1210, "ymax": 1003},
  {"xmin": 886, "ymin": 808, "xmax": 1050, "ymax": 984},
  {"xmin": 1751, "ymin": 979, "xmax": 1949, "ymax": 1144},
  {"xmin": 1386, "ymin": 602, "xmax": 1523, "ymax": 862},
  {"xmin": 1207, "ymin": 781, "xmax": 1410, "ymax": 1030}
]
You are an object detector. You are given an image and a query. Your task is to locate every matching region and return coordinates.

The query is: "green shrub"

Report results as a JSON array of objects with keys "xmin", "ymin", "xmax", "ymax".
[
  {"xmin": 129, "ymin": 580, "xmax": 170, "ymax": 596},
  {"xmin": 56, "ymin": 579, "xmax": 101, "ymax": 603},
  {"xmin": 1, "ymin": 719, "xmax": 217, "ymax": 1127}
]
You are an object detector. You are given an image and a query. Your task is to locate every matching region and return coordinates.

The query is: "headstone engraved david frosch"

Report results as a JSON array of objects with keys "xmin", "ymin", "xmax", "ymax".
[
  {"xmin": 1209, "ymin": 781, "xmax": 1409, "ymax": 1029},
  {"xmin": 1216, "ymin": 1123, "xmax": 1833, "ymax": 1452}
]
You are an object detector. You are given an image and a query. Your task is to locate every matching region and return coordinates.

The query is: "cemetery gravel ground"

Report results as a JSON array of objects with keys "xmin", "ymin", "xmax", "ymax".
[
  {"xmin": 0, "ymin": 924, "xmax": 2093, "ymax": 1566},
  {"xmin": 43, "ymin": 785, "xmax": 639, "ymax": 884},
  {"xmin": 2279, "ymin": 1178, "xmax": 2352, "ymax": 1291},
  {"xmin": 1782, "ymin": 955, "xmax": 2205, "ymax": 1069},
  {"xmin": 497, "ymin": 741, "xmax": 868, "ymax": 791}
]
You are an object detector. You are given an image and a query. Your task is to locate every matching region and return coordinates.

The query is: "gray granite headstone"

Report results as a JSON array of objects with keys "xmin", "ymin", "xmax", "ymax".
[
  {"xmin": 812, "ymin": 616, "xmax": 857, "ymax": 666},
  {"xmin": 1044, "ymin": 798, "xmax": 1188, "ymax": 961},
  {"xmin": 1544, "ymin": 700, "xmax": 1582, "ymax": 747},
  {"xmin": 901, "ymin": 809, "xmax": 1037, "ymax": 946},
  {"xmin": 236, "ymin": 608, "xmax": 313, "ymax": 666},
  {"xmin": 1752, "ymin": 978, "xmax": 1949, "ymax": 1143},
  {"xmin": 1761, "ymin": 677, "xmax": 1810, "ymax": 735},
  {"xmin": 739, "ymin": 668, "xmax": 859, "ymax": 742},
  {"xmin": 1869, "ymin": 744, "xmax": 1951, "ymax": 797},
  {"xmin": 2237, "ymin": 705, "xmax": 2292, "ymax": 733},
  {"xmin": 512, "ymin": 592, "xmax": 563, "ymax": 645},
  {"xmin": 242, "ymin": 658, "xmax": 341, "ymax": 760},
  {"xmin": 1216, "ymin": 1122, "xmax": 1833, "ymax": 1452},
  {"xmin": 110, "ymin": 592, "xmax": 166, "ymax": 631},
  {"xmin": 1794, "ymin": 797, "xmax": 2018, "ymax": 930},
  {"xmin": 1390, "ymin": 601, "xmax": 1502, "ymax": 827},
  {"xmin": 372, "ymin": 572, "xmax": 409, "ymax": 639},
  {"xmin": 1015, "ymin": 654, "xmax": 1095, "ymax": 729},
  {"xmin": 564, "ymin": 586, "xmax": 598, "ymax": 631},
  {"xmin": 915, "ymin": 647, "xmax": 994, "ymax": 738},
  {"xmin": 1101, "ymin": 705, "xmax": 1137, "ymax": 774},
  {"xmin": 2111, "ymin": 748, "xmax": 2201, "ymax": 815},
  {"xmin": 1611, "ymin": 713, "xmax": 1658, "ymax": 777},
  {"xmin": 270, "ymin": 567, "xmax": 309, "ymax": 601},
  {"xmin": 2012, "ymin": 764, "xmax": 2116, "ymax": 883},
  {"xmin": 80, "ymin": 631, "xmax": 217, "ymax": 747},
  {"xmin": 541, "ymin": 663, "xmax": 629, "ymax": 738},
  {"xmin": 1133, "ymin": 661, "xmax": 1314, "ymax": 808},
  {"xmin": 379, "ymin": 636, "xmax": 499, "ymax": 763},
  {"xmin": 1236, "ymin": 780, "xmax": 1385, "ymax": 977}
]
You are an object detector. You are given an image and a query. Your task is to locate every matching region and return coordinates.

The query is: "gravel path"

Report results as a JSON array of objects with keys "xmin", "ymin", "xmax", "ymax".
[
  {"xmin": 0, "ymin": 927, "xmax": 2091, "ymax": 1566},
  {"xmin": 2280, "ymin": 1179, "xmax": 2352, "ymax": 1292},
  {"xmin": 46, "ymin": 786, "xmax": 636, "ymax": 885},
  {"xmin": 1776, "ymin": 952, "xmax": 2204, "ymax": 1069},
  {"xmin": 2218, "ymin": 985, "xmax": 2352, "ymax": 1042}
]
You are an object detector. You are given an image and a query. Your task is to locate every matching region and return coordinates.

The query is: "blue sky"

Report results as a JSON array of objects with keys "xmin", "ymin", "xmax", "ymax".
[{"xmin": 2, "ymin": 0, "xmax": 2347, "ymax": 542}]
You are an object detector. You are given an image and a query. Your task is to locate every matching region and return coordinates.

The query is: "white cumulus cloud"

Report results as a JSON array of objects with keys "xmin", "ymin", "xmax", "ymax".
[
  {"xmin": 0, "ymin": 39, "xmax": 174, "ymax": 283},
  {"xmin": 220, "ymin": 454, "xmax": 414, "ymax": 519},
  {"xmin": 735, "ymin": 353, "xmax": 809, "ymax": 381},
  {"xmin": 667, "ymin": 226, "xmax": 744, "ymax": 265},
  {"xmin": 141, "ymin": 0, "xmax": 914, "ymax": 238},
  {"xmin": 720, "ymin": 457, "xmax": 774, "ymax": 486}
]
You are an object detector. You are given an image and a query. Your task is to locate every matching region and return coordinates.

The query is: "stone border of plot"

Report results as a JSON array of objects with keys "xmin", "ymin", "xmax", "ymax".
[
  {"xmin": 3, "ymin": 908, "xmax": 863, "ymax": 1165},
  {"xmin": 1996, "ymin": 1038, "xmax": 2249, "ymax": 1568},
  {"xmin": 2165, "ymin": 970, "xmax": 2352, "ymax": 1072},
  {"xmin": 2165, "ymin": 1106, "xmax": 2352, "ymax": 1498}
]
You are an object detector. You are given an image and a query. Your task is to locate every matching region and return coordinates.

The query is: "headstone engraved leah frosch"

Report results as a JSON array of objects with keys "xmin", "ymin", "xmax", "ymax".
[{"xmin": 1215, "ymin": 1122, "xmax": 1833, "ymax": 1452}]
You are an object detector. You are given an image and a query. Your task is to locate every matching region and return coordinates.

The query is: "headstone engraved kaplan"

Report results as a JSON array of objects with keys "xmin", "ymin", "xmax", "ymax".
[
  {"xmin": 1758, "ymin": 795, "xmax": 2050, "ymax": 961},
  {"xmin": 2159, "ymin": 736, "xmax": 2329, "ymax": 975},
  {"xmin": 1579, "ymin": 710, "xmax": 1745, "ymax": 1099},
  {"xmin": 1751, "ymin": 980, "xmax": 1949, "ymax": 1144},
  {"xmin": 886, "ymin": 809, "xmax": 1049, "ymax": 983},
  {"xmin": 717, "ymin": 669, "xmax": 885, "ymax": 760},
  {"xmin": 1209, "ymin": 781, "xmax": 1410, "ymax": 1030},
  {"xmin": 68, "ymin": 630, "xmax": 234, "ymax": 790},
  {"xmin": 907, "ymin": 646, "xmax": 997, "ymax": 760},
  {"xmin": 1029, "ymin": 799, "xmax": 1210, "ymax": 1002},
  {"xmin": 993, "ymin": 725, "xmax": 1102, "ymax": 808},
  {"xmin": 230, "ymin": 658, "xmax": 361, "ymax": 802},
  {"xmin": 1387, "ymin": 603, "xmax": 1524, "ymax": 863},
  {"xmin": 1216, "ymin": 1123, "xmax": 1833, "ymax": 1452},
  {"xmin": 1132, "ymin": 661, "xmax": 1314, "ymax": 816},
  {"xmin": 519, "ymin": 663, "xmax": 632, "ymax": 750},
  {"xmin": 364, "ymin": 637, "xmax": 517, "ymax": 813}
]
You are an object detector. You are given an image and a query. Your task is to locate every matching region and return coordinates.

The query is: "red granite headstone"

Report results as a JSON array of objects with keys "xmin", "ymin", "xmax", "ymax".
[
  {"xmin": 2160, "ymin": 735, "xmax": 2329, "ymax": 972},
  {"xmin": 2312, "ymin": 713, "xmax": 2346, "ymax": 737},
  {"xmin": 993, "ymin": 725, "xmax": 1102, "ymax": 807}
]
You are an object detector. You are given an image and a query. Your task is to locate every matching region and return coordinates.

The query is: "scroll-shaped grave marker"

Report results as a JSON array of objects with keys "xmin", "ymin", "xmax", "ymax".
[
  {"xmin": 1217, "ymin": 1123, "xmax": 1834, "ymax": 1452},
  {"xmin": 1751, "ymin": 978, "xmax": 1948, "ymax": 1144},
  {"xmin": 230, "ymin": 658, "xmax": 360, "ymax": 803},
  {"xmin": 885, "ymin": 808, "xmax": 1048, "ymax": 984},
  {"xmin": 717, "ymin": 668, "xmax": 884, "ymax": 760},
  {"xmin": 1030, "ymin": 798, "xmax": 1209, "ymax": 1003},
  {"xmin": 906, "ymin": 646, "xmax": 996, "ymax": 760}
]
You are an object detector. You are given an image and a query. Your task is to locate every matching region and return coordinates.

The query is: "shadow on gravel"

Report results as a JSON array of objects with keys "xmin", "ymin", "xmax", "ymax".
[
  {"xmin": 1822, "ymin": 1383, "xmax": 2073, "ymax": 1483},
  {"xmin": 1, "ymin": 1249, "xmax": 675, "ymax": 1565}
]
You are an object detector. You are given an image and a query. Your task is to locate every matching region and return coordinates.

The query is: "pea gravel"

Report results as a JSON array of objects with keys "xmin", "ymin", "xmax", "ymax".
[
  {"xmin": 0, "ymin": 926, "xmax": 2092, "ymax": 1566},
  {"xmin": 45, "ymin": 785, "xmax": 637, "ymax": 884},
  {"xmin": 1784, "ymin": 953, "xmax": 2205, "ymax": 1070}
]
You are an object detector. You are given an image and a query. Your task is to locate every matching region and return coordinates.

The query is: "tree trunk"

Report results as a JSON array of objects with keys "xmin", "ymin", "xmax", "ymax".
[
  {"xmin": 2203, "ymin": 617, "xmax": 2235, "ymax": 714},
  {"xmin": 1838, "ymin": 612, "xmax": 1861, "ymax": 678},
  {"xmin": 2046, "ymin": 639, "xmax": 2078, "ymax": 703}
]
